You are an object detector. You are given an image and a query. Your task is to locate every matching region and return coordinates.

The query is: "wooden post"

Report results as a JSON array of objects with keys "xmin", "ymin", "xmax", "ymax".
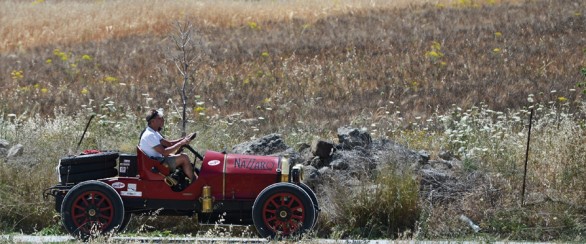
[{"xmin": 521, "ymin": 108, "xmax": 533, "ymax": 205}]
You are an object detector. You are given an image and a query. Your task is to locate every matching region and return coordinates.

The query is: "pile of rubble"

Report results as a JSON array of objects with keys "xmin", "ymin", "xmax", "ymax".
[{"xmin": 231, "ymin": 126, "xmax": 481, "ymax": 204}]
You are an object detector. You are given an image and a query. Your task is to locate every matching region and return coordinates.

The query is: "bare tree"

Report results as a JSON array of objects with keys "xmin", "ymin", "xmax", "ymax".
[{"xmin": 170, "ymin": 21, "xmax": 207, "ymax": 136}]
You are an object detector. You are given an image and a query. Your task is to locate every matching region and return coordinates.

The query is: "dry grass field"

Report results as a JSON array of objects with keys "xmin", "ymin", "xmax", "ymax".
[{"xmin": 0, "ymin": 0, "xmax": 585, "ymax": 241}]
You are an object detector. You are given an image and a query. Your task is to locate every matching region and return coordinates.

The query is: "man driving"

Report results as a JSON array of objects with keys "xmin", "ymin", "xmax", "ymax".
[{"xmin": 139, "ymin": 109, "xmax": 196, "ymax": 182}]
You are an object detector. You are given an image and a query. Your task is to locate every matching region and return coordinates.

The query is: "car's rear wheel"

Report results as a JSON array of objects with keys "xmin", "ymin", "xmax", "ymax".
[
  {"xmin": 117, "ymin": 212, "xmax": 132, "ymax": 233},
  {"xmin": 61, "ymin": 180, "xmax": 124, "ymax": 240},
  {"xmin": 252, "ymin": 183, "xmax": 316, "ymax": 238}
]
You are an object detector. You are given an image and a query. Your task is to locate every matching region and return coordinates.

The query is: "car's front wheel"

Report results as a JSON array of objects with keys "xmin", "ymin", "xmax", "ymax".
[{"xmin": 252, "ymin": 183, "xmax": 316, "ymax": 238}]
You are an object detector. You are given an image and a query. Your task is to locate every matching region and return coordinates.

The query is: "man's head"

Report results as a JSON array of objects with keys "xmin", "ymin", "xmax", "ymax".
[{"xmin": 146, "ymin": 109, "xmax": 164, "ymax": 131}]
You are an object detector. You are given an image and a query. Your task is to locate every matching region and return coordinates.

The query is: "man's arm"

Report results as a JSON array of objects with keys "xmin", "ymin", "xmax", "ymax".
[
  {"xmin": 161, "ymin": 133, "xmax": 195, "ymax": 148},
  {"xmin": 154, "ymin": 137, "xmax": 191, "ymax": 156}
]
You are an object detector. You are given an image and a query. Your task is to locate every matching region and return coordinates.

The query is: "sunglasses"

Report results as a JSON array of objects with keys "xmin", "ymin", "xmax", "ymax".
[{"xmin": 146, "ymin": 110, "xmax": 159, "ymax": 122}]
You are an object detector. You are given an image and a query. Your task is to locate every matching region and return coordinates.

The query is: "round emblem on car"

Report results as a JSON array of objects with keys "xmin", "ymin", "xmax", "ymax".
[
  {"xmin": 112, "ymin": 182, "xmax": 125, "ymax": 189},
  {"xmin": 208, "ymin": 160, "xmax": 221, "ymax": 166}
]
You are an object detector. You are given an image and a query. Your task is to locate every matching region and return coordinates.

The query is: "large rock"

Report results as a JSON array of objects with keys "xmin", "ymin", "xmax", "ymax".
[
  {"xmin": 337, "ymin": 127, "xmax": 372, "ymax": 149},
  {"xmin": 231, "ymin": 133, "xmax": 289, "ymax": 156},
  {"xmin": 369, "ymin": 139, "xmax": 424, "ymax": 170},
  {"xmin": 329, "ymin": 148, "xmax": 375, "ymax": 172},
  {"xmin": 232, "ymin": 134, "xmax": 305, "ymax": 165},
  {"xmin": 311, "ymin": 139, "xmax": 334, "ymax": 159}
]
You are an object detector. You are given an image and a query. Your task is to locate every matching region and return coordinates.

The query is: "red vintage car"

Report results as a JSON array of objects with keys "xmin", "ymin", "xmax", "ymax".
[{"xmin": 45, "ymin": 142, "xmax": 318, "ymax": 240}]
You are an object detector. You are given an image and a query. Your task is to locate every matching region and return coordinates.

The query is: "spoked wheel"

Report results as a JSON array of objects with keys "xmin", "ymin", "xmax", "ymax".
[
  {"xmin": 252, "ymin": 183, "xmax": 316, "ymax": 238},
  {"xmin": 61, "ymin": 180, "xmax": 124, "ymax": 240}
]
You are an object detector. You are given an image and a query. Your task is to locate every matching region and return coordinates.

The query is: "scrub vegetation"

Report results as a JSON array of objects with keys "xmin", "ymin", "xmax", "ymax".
[{"xmin": 0, "ymin": 0, "xmax": 584, "ymax": 241}]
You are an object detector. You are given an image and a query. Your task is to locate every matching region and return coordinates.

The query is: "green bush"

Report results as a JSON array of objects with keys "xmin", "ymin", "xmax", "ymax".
[{"xmin": 318, "ymin": 165, "xmax": 420, "ymax": 239}]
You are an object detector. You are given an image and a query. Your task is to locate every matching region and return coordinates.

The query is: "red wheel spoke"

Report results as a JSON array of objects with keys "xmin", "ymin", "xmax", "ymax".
[
  {"xmin": 267, "ymin": 221, "xmax": 277, "ymax": 231},
  {"xmin": 96, "ymin": 196, "xmax": 106, "ymax": 206},
  {"xmin": 269, "ymin": 198, "xmax": 279, "ymax": 208},
  {"xmin": 287, "ymin": 197, "xmax": 296, "ymax": 208},
  {"xmin": 81, "ymin": 195, "xmax": 89, "ymax": 206},
  {"xmin": 88, "ymin": 193, "xmax": 95, "ymax": 205},
  {"xmin": 99, "ymin": 206, "xmax": 113, "ymax": 212},
  {"xmin": 73, "ymin": 212, "xmax": 86, "ymax": 219},
  {"xmin": 75, "ymin": 216, "xmax": 90, "ymax": 228},
  {"xmin": 265, "ymin": 216, "xmax": 277, "ymax": 222},
  {"xmin": 73, "ymin": 204, "xmax": 86, "ymax": 211},
  {"xmin": 291, "ymin": 214, "xmax": 303, "ymax": 221},
  {"xmin": 99, "ymin": 213, "xmax": 112, "ymax": 220}
]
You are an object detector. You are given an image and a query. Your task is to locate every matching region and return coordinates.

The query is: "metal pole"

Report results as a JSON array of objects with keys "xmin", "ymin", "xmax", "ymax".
[
  {"xmin": 75, "ymin": 115, "xmax": 95, "ymax": 153},
  {"xmin": 521, "ymin": 108, "xmax": 533, "ymax": 206}
]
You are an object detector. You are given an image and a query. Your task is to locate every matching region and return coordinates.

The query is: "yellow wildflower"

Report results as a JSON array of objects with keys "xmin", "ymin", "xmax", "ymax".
[
  {"xmin": 558, "ymin": 97, "xmax": 568, "ymax": 103},
  {"xmin": 11, "ymin": 70, "xmax": 24, "ymax": 80},
  {"xmin": 426, "ymin": 51, "xmax": 443, "ymax": 59},
  {"xmin": 194, "ymin": 106, "xmax": 205, "ymax": 113},
  {"xmin": 104, "ymin": 76, "xmax": 118, "ymax": 83},
  {"xmin": 248, "ymin": 21, "xmax": 260, "ymax": 30},
  {"xmin": 81, "ymin": 88, "xmax": 89, "ymax": 95}
]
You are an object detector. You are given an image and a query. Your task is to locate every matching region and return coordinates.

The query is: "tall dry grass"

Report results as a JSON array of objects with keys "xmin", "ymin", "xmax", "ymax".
[
  {"xmin": 0, "ymin": 0, "xmax": 459, "ymax": 53},
  {"xmin": 0, "ymin": 0, "xmax": 581, "ymax": 132}
]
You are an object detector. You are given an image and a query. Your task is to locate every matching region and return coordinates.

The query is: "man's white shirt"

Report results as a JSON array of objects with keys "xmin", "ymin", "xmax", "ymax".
[{"xmin": 139, "ymin": 127, "xmax": 163, "ymax": 158}]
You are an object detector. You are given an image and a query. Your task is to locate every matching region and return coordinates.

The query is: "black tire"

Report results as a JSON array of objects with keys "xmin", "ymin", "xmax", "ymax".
[
  {"xmin": 59, "ymin": 160, "xmax": 117, "ymax": 175},
  {"xmin": 252, "ymin": 183, "xmax": 316, "ymax": 238},
  {"xmin": 117, "ymin": 212, "xmax": 132, "ymax": 233},
  {"xmin": 60, "ymin": 152, "xmax": 119, "ymax": 166},
  {"xmin": 61, "ymin": 180, "xmax": 124, "ymax": 240},
  {"xmin": 60, "ymin": 168, "xmax": 118, "ymax": 183},
  {"xmin": 298, "ymin": 183, "xmax": 319, "ymax": 228}
]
